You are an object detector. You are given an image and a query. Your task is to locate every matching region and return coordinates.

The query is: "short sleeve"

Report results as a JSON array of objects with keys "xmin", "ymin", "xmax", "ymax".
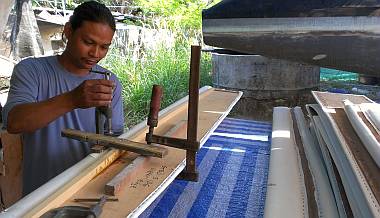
[{"xmin": 2, "ymin": 60, "xmax": 39, "ymax": 129}]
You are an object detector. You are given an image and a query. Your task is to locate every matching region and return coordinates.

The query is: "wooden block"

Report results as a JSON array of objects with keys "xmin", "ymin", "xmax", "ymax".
[
  {"xmin": 0, "ymin": 131, "xmax": 22, "ymax": 208},
  {"xmin": 105, "ymin": 156, "xmax": 148, "ymax": 196}
]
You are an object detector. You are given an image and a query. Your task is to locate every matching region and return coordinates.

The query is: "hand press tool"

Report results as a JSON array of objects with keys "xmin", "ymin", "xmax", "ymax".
[{"xmin": 90, "ymin": 70, "xmax": 113, "ymax": 136}]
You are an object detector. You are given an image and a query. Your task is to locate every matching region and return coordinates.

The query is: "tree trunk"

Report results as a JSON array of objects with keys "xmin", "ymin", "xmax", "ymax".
[{"xmin": 10, "ymin": 0, "xmax": 44, "ymax": 60}]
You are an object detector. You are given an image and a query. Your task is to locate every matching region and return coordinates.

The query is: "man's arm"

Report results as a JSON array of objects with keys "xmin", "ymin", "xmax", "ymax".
[{"xmin": 7, "ymin": 79, "xmax": 114, "ymax": 134}]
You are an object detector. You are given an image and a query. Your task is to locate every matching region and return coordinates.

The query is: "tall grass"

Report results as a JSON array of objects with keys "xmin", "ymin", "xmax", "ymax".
[{"xmin": 101, "ymin": 42, "xmax": 213, "ymax": 129}]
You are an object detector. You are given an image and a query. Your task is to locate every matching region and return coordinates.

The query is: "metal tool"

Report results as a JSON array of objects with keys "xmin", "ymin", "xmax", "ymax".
[
  {"xmin": 40, "ymin": 196, "xmax": 107, "ymax": 218},
  {"xmin": 145, "ymin": 45, "xmax": 201, "ymax": 181},
  {"xmin": 91, "ymin": 70, "xmax": 113, "ymax": 136},
  {"xmin": 74, "ymin": 197, "xmax": 118, "ymax": 203}
]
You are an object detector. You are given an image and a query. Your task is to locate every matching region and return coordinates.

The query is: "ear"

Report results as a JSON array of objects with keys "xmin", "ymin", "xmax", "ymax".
[{"xmin": 63, "ymin": 22, "xmax": 73, "ymax": 40}]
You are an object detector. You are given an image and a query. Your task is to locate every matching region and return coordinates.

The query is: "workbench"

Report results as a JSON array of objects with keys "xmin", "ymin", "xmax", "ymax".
[{"xmin": 1, "ymin": 87, "xmax": 243, "ymax": 217}]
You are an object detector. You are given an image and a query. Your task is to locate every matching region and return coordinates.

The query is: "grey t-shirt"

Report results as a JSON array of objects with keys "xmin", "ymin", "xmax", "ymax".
[{"xmin": 2, "ymin": 56, "xmax": 124, "ymax": 195}]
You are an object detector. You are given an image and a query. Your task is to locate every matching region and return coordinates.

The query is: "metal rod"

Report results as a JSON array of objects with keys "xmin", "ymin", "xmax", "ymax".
[
  {"xmin": 74, "ymin": 198, "xmax": 118, "ymax": 202},
  {"xmin": 91, "ymin": 70, "xmax": 113, "ymax": 135},
  {"xmin": 104, "ymin": 72, "xmax": 113, "ymax": 136}
]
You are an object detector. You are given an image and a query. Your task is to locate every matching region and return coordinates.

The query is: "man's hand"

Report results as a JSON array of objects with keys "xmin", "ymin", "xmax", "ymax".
[
  {"xmin": 6, "ymin": 79, "xmax": 116, "ymax": 134},
  {"xmin": 69, "ymin": 79, "xmax": 115, "ymax": 109}
]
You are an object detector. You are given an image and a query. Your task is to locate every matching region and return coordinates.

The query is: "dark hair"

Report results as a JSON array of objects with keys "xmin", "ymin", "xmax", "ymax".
[{"xmin": 69, "ymin": 1, "xmax": 116, "ymax": 31}]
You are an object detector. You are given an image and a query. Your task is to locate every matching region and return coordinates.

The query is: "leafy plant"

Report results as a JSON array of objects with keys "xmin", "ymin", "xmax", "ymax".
[
  {"xmin": 101, "ymin": 42, "xmax": 212, "ymax": 128},
  {"xmin": 133, "ymin": 0, "xmax": 219, "ymax": 38}
]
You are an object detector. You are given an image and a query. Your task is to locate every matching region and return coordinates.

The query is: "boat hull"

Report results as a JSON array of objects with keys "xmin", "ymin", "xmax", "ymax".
[{"xmin": 203, "ymin": 2, "xmax": 380, "ymax": 76}]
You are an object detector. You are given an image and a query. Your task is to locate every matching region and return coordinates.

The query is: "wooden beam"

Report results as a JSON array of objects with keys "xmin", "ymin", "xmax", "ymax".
[
  {"xmin": 0, "ymin": 131, "xmax": 23, "ymax": 208},
  {"xmin": 62, "ymin": 129, "xmax": 168, "ymax": 158}
]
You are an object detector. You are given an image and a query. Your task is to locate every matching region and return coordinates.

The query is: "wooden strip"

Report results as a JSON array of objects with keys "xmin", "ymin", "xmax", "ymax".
[
  {"xmin": 290, "ymin": 109, "xmax": 319, "ymax": 218},
  {"xmin": 62, "ymin": 129, "xmax": 168, "ymax": 158},
  {"xmin": 312, "ymin": 91, "xmax": 372, "ymax": 108}
]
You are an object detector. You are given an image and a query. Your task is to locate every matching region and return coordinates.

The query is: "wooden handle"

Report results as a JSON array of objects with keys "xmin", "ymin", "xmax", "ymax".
[{"xmin": 148, "ymin": 84, "xmax": 163, "ymax": 127}]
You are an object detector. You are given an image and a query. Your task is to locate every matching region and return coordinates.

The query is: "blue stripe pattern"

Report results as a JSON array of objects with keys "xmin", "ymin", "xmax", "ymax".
[{"xmin": 140, "ymin": 118, "xmax": 272, "ymax": 218}]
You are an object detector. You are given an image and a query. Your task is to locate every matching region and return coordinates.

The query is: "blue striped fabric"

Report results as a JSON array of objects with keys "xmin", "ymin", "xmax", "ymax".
[{"xmin": 140, "ymin": 118, "xmax": 272, "ymax": 218}]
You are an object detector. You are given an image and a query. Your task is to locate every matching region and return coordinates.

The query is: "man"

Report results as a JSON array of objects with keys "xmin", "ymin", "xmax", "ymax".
[{"xmin": 2, "ymin": 1, "xmax": 124, "ymax": 195}]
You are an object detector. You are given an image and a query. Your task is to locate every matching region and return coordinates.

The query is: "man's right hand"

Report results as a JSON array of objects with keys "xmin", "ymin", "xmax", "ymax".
[
  {"xmin": 69, "ymin": 79, "xmax": 115, "ymax": 109},
  {"xmin": 7, "ymin": 79, "xmax": 116, "ymax": 133}
]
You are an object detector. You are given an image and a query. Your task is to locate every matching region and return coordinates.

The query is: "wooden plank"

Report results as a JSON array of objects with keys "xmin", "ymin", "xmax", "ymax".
[
  {"xmin": 0, "ymin": 132, "xmax": 22, "ymax": 208},
  {"xmin": 312, "ymin": 91, "xmax": 372, "ymax": 108},
  {"xmin": 61, "ymin": 129, "xmax": 168, "ymax": 158},
  {"xmin": 105, "ymin": 121, "xmax": 187, "ymax": 196}
]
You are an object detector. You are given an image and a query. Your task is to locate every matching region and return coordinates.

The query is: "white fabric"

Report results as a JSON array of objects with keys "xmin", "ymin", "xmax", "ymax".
[
  {"xmin": 308, "ymin": 103, "xmax": 379, "ymax": 217},
  {"xmin": 264, "ymin": 107, "xmax": 307, "ymax": 218},
  {"xmin": 344, "ymin": 100, "xmax": 380, "ymax": 167},
  {"xmin": 360, "ymin": 102, "xmax": 380, "ymax": 135},
  {"xmin": 293, "ymin": 107, "xmax": 340, "ymax": 218}
]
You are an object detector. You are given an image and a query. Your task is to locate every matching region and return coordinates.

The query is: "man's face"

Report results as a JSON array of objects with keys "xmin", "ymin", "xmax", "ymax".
[{"xmin": 64, "ymin": 21, "xmax": 114, "ymax": 71}]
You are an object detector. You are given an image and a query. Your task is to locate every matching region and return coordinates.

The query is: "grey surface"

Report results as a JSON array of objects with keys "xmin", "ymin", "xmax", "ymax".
[
  {"xmin": 202, "ymin": 0, "xmax": 380, "ymax": 19},
  {"xmin": 203, "ymin": 16, "xmax": 380, "ymax": 76},
  {"xmin": 308, "ymin": 104, "xmax": 378, "ymax": 217},
  {"xmin": 212, "ymin": 54, "xmax": 319, "ymax": 120}
]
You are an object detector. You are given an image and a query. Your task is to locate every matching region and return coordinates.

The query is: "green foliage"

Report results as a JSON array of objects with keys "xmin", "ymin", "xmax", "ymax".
[
  {"xmin": 134, "ymin": 0, "xmax": 209, "ymax": 32},
  {"xmin": 100, "ymin": 43, "xmax": 213, "ymax": 128},
  {"xmin": 88, "ymin": 0, "xmax": 215, "ymax": 128}
]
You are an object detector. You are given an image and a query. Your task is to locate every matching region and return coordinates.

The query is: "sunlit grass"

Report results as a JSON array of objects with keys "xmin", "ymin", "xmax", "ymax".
[{"xmin": 101, "ymin": 43, "xmax": 212, "ymax": 129}]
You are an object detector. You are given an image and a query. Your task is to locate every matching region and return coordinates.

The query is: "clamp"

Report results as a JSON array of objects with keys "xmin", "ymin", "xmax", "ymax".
[
  {"xmin": 145, "ymin": 45, "xmax": 201, "ymax": 181},
  {"xmin": 90, "ymin": 70, "xmax": 113, "ymax": 136}
]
